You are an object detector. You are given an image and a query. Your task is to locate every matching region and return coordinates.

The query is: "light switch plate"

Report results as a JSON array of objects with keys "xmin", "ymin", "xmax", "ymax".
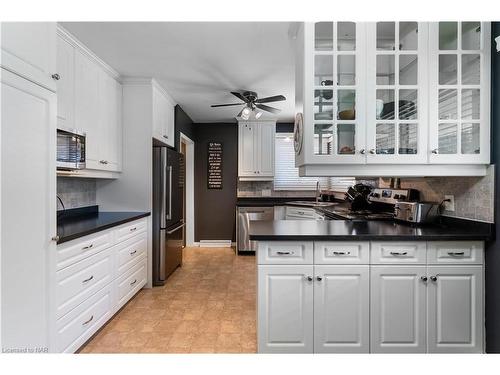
[
  {"xmin": 261, "ymin": 189, "xmax": 272, "ymax": 197},
  {"xmin": 444, "ymin": 195, "xmax": 455, "ymax": 211}
]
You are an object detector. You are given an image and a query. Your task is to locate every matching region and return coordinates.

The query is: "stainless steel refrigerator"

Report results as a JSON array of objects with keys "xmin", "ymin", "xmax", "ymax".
[{"xmin": 152, "ymin": 146, "xmax": 184, "ymax": 286}]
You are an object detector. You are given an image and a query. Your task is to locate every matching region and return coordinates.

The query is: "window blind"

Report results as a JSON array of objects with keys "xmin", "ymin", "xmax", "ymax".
[{"xmin": 274, "ymin": 133, "xmax": 355, "ymax": 191}]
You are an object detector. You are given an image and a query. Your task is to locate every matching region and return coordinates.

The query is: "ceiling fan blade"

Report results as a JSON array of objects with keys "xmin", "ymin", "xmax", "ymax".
[
  {"xmin": 231, "ymin": 91, "xmax": 250, "ymax": 103},
  {"xmin": 255, "ymin": 95, "xmax": 286, "ymax": 104},
  {"xmin": 211, "ymin": 103, "xmax": 245, "ymax": 107},
  {"xmin": 256, "ymin": 103, "xmax": 281, "ymax": 114}
]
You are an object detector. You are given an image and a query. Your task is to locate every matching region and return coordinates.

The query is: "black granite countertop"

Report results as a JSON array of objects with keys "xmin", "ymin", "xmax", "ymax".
[
  {"xmin": 249, "ymin": 217, "xmax": 493, "ymax": 241},
  {"xmin": 57, "ymin": 206, "xmax": 150, "ymax": 244},
  {"xmin": 236, "ymin": 197, "xmax": 317, "ymax": 207}
]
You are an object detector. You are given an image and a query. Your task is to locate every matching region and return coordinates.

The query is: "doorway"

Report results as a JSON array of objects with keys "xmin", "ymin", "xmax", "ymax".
[{"xmin": 180, "ymin": 132, "xmax": 195, "ymax": 247}]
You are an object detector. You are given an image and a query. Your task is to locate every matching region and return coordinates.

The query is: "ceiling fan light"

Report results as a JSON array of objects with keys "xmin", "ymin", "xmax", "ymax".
[
  {"xmin": 241, "ymin": 106, "xmax": 251, "ymax": 120},
  {"xmin": 254, "ymin": 110, "xmax": 263, "ymax": 119}
]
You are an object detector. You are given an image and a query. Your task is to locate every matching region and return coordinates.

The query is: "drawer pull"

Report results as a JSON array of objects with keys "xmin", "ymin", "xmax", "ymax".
[
  {"xmin": 82, "ymin": 244, "xmax": 94, "ymax": 250},
  {"xmin": 305, "ymin": 276, "xmax": 313, "ymax": 281},
  {"xmin": 130, "ymin": 279, "xmax": 137, "ymax": 286},
  {"xmin": 82, "ymin": 275, "xmax": 94, "ymax": 284},
  {"xmin": 130, "ymin": 227, "xmax": 137, "ymax": 232},
  {"xmin": 447, "ymin": 251, "xmax": 465, "ymax": 256},
  {"xmin": 390, "ymin": 251, "xmax": 408, "ymax": 256},
  {"xmin": 276, "ymin": 251, "xmax": 292, "ymax": 255},
  {"xmin": 333, "ymin": 251, "xmax": 351, "ymax": 256},
  {"xmin": 82, "ymin": 315, "xmax": 94, "ymax": 326},
  {"xmin": 130, "ymin": 250, "xmax": 137, "ymax": 255}
]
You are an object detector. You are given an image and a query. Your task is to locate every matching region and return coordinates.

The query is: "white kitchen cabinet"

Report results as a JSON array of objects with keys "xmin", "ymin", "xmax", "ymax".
[
  {"xmin": 1, "ymin": 68, "xmax": 57, "ymax": 350},
  {"xmin": 238, "ymin": 120, "xmax": 275, "ymax": 180},
  {"xmin": 258, "ymin": 265, "xmax": 314, "ymax": 353},
  {"xmin": 428, "ymin": 22, "xmax": 491, "ymax": 164},
  {"xmin": 370, "ymin": 265, "xmax": 427, "ymax": 353},
  {"xmin": 1, "ymin": 22, "xmax": 57, "ymax": 91},
  {"xmin": 56, "ymin": 36, "xmax": 75, "ymax": 129},
  {"xmin": 314, "ymin": 265, "xmax": 369, "ymax": 353},
  {"xmin": 152, "ymin": 83, "xmax": 175, "ymax": 147},
  {"xmin": 427, "ymin": 266, "xmax": 483, "ymax": 353}
]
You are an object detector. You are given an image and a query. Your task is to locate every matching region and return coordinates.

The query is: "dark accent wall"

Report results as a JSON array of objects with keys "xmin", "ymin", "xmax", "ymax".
[
  {"xmin": 486, "ymin": 21, "xmax": 500, "ymax": 353},
  {"xmin": 174, "ymin": 105, "xmax": 195, "ymax": 151},
  {"xmin": 194, "ymin": 123, "xmax": 238, "ymax": 242}
]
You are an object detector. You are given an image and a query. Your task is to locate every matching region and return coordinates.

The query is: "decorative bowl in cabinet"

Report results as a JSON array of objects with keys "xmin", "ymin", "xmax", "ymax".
[{"xmin": 338, "ymin": 109, "xmax": 355, "ymax": 120}]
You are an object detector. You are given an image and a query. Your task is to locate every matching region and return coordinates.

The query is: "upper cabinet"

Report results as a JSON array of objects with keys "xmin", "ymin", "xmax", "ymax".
[
  {"xmin": 294, "ymin": 22, "xmax": 491, "ymax": 177},
  {"xmin": 152, "ymin": 83, "xmax": 175, "ymax": 148},
  {"xmin": 1, "ymin": 22, "xmax": 57, "ymax": 91},
  {"xmin": 238, "ymin": 121, "xmax": 276, "ymax": 180},
  {"xmin": 57, "ymin": 27, "xmax": 123, "ymax": 174}
]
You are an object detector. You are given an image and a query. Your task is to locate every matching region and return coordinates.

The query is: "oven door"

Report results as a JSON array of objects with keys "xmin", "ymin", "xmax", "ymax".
[{"xmin": 57, "ymin": 129, "xmax": 86, "ymax": 170}]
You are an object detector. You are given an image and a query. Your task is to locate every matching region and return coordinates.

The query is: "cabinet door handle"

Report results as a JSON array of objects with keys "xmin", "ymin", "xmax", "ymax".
[
  {"xmin": 99, "ymin": 160, "xmax": 109, "ymax": 165},
  {"xmin": 316, "ymin": 276, "xmax": 323, "ymax": 281},
  {"xmin": 82, "ymin": 243, "xmax": 94, "ymax": 250},
  {"xmin": 130, "ymin": 227, "xmax": 137, "ymax": 232},
  {"xmin": 163, "ymin": 135, "xmax": 169, "ymax": 139},
  {"xmin": 447, "ymin": 251, "xmax": 465, "ymax": 256},
  {"xmin": 431, "ymin": 149, "xmax": 439, "ymax": 154},
  {"xmin": 305, "ymin": 276, "xmax": 313, "ymax": 281},
  {"xmin": 130, "ymin": 279, "xmax": 137, "ymax": 286},
  {"xmin": 51, "ymin": 235, "xmax": 60, "ymax": 242},
  {"xmin": 51, "ymin": 73, "xmax": 60, "ymax": 80},
  {"xmin": 130, "ymin": 250, "xmax": 137, "ymax": 255},
  {"xmin": 276, "ymin": 251, "xmax": 292, "ymax": 255},
  {"xmin": 430, "ymin": 276, "xmax": 438, "ymax": 282},
  {"xmin": 82, "ymin": 315, "xmax": 94, "ymax": 325},
  {"xmin": 359, "ymin": 149, "xmax": 366, "ymax": 154},
  {"xmin": 390, "ymin": 251, "xmax": 408, "ymax": 256},
  {"xmin": 82, "ymin": 275, "xmax": 94, "ymax": 283},
  {"xmin": 333, "ymin": 251, "xmax": 351, "ymax": 256},
  {"xmin": 369, "ymin": 149, "xmax": 376, "ymax": 154},
  {"xmin": 420, "ymin": 276, "xmax": 428, "ymax": 282}
]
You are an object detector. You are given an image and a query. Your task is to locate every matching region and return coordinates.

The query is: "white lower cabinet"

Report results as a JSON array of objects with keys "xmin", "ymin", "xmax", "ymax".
[
  {"xmin": 257, "ymin": 240, "xmax": 484, "ymax": 353},
  {"xmin": 370, "ymin": 266, "xmax": 427, "ymax": 353},
  {"xmin": 258, "ymin": 265, "xmax": 314, "ymax": 353},
  {"xmin": 427, "ymin": 266, "xmax": 483, "ymax": 353},
  {"xmin": 314, "ymin": 265, "xmax": 369, "ymax": 353}
]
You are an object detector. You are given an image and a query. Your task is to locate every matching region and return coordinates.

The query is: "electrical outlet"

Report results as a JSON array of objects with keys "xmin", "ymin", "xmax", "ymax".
[{"xmin": 444, "ymin": 195, "xmax": 455, "ymax": 211}]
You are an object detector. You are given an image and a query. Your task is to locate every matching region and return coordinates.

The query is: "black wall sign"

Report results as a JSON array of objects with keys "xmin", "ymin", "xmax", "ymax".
[{"xmin": 207, "ymin": 142, "xmax": 223, "ymax": 189}]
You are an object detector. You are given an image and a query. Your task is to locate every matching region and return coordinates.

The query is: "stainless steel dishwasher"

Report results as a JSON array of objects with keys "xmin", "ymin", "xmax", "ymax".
[{"xmin": 237, "ymin": 206, "xmax": 274, "ymax": 253}]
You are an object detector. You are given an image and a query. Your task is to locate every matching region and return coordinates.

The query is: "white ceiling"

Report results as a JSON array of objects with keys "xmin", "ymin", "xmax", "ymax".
[{"xmin": 60, "ymin": 22, "xmax": 296, "ymax": 123}]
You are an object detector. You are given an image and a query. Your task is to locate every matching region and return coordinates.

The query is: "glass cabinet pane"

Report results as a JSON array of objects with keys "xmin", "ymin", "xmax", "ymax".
[
  {"xmin": 438, "ymin": 123, "xmax": 458, "ymax": 154},
  {"xmin": 337, "ymin": 90, "xmax": 355, "ymax": 120},
  {"xmin": 399, "ymin": 123, "xmax": 418, "ymax": 154},
  {"xmin": 462, "ymin": 54, "xmax": 480, "ymax": 84},
  {"xmin": 439, "ymin": 22, "xmax": 458, "ymax": 50},
  {"xmin": 337, "ymin": 124, "xmax": 355, "ymax": 154},
  {"xmin": 399, "ymin": 55, "xmax": 418, "ymax": 85},
  {"xmin": 399, "ymin": 22, "xmax": 418, "ymax": 50},
  {"xmin": 439, "ymin": 55, "xmax": 457, "ymax": 85},
  {"xmin": 315, "ymin": 22, "xmax": 333, "ymax": 51},
  {"xmin": 439, "ymin": 89, "xmax": 457, "ymax": 119},
  {"xmin": 338, "ymin": 22, "xmax": 356, "ymax": 51},
  {"xmin": 377, "ymin": 55, "xmax": 395, "ymax": 85},
  {"xmin": 314, "ymin": 124, "xmax": 333, "ymax": 155},
  {"xmin": 315, "ymin": 55, "xmax": 333, "ymax": 86},
  {"xmin": 377, "ymin": 22, "xmax": 395, "ymax": 50},
  {"xmin": 399, "ymin": 89, "xmax": 417, "ymax": 120},
  {"xmin": 314, "ymin": 90, "xmax": 334, "ymax": 120},
  {"xmin": 462, "ymin": 22, "xmax": 481, "ymax": 50},
  {"xmin": 337, "ymin": 55, "xmax": 355, "ymax": 85},
  {"xmin": 461, "ymin": 123, "xmax": 480, "ymax": 154},
  {"xmin": 376, "ymin": 123, "xmax": 395, "ymax": 154},
  {"xmin": 461, "ymin": 89, "xmax": 480, "ymax": 120},
  {"xmin": 376, "ymin": 90, "xmax": 395, "ymax": 120}
]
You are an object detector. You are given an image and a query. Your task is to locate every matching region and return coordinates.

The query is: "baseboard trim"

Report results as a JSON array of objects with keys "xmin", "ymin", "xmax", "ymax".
[{"xmin": 199, "ymin": 240, "xmax": 233, "ymax": 248}]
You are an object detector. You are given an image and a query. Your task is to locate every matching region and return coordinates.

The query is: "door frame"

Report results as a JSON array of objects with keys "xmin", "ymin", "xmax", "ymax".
[{"xmin": 180, "ymin": 132, "xmax": 195, "ymax": 246}]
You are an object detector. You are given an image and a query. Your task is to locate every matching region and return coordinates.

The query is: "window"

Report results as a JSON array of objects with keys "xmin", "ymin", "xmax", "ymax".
[{"xmin": 274, "ymin": 133, "xmax": 355, "ymax": 191}]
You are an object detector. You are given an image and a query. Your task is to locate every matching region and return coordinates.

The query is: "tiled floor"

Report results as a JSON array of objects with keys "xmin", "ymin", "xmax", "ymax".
[{"xmin": 80, "ymin": 247, "xmax": 257, "ymax": 353}]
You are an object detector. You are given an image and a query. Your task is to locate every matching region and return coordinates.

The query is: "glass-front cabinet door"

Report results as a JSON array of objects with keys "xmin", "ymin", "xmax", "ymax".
[
  {"xmin": 366, "ymin": 22, "xmax": 428, "ymax": 164},
  {"xmin": 311, "ymin": 22, "xmax": 366, "ymax": 163},
  {"xmin": 428, "ymin": 22, "xmax": 490, "ymax": 164}
]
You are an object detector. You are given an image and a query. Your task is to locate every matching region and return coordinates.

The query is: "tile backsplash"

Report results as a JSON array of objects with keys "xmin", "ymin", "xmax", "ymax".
[
  {"xmin": 57, "ymin": 177, "xmax": 96, "ymax": 210},
  {"xmin": 237, "ymin": 181, "xmax": 315, "ymax": 198}
]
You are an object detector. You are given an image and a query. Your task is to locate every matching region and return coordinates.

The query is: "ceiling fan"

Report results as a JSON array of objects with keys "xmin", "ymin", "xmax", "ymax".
[{"xmin": 211, "ymin": 90, "xmax": 286, "ymax": 120}]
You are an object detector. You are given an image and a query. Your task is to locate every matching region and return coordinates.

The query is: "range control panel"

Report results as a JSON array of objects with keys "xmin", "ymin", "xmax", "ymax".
[{"xmin": 368, "ymin": 188, "xmax": 419, "ymax": 205}]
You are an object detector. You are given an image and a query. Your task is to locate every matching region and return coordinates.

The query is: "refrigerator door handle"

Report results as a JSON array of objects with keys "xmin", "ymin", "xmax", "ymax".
[
  {"xmin": 160, "ymin": 150, "xmax": 167, "ymax": 228},
  {"xmin": 167, "ymin": 165, "xmax": 173, "ymax": 220},
  {"xmin": 167, "ymin": 222, "xmax": 185, "ymax": 234}
]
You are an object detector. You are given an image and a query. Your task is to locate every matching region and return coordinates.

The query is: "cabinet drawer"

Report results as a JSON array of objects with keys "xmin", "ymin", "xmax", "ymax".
[
  {"xmin": 371, "ymin": 242, "xmax": 426, "ymax": 264},
  {"xmin": 314, "ymin": 242, "xmax": 370, "ymax": 264},
  {"xmin": 427, "ymin": 241, "xmax": 484, "ymax": 265},
  {"xmin": 285, "ymin": 206, "xmax": 317, "ymax": 220},
  {"xmin": 116, "ymin": 259, "xmax": 147, "ymax": 310},
  {"xmin": 55, "ymin": 284, "xmax": 113, "ymax": 353},
  {"xmin": 257, "ymin": 241, "xmax": 313, "ymax": 265},
  {"xmin": 116, "ymin": 232, "xmax": 147, "ymax": 276},
  {"xmin": 115, "ymin": 218, "xmax": 147, "ymax": 243},
  {"xmin": 56, "ymin": 231, "xmax": 114, "ymax": 270},
  {"xmin": 55, "ymin": 247, "xmax": 114, "ymax": 319}
]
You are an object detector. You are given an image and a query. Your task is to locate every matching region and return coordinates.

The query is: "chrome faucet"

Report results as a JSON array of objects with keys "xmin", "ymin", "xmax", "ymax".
[{"xmin": 316, "ymin": 181, "xmax": 321, "ymax": 203}]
